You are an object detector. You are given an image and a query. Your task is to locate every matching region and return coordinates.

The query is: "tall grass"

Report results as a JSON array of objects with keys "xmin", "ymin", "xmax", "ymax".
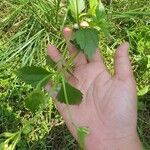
[{"xmin": 0, "ymin": 0, "xmax": 66, "ymax": 67}]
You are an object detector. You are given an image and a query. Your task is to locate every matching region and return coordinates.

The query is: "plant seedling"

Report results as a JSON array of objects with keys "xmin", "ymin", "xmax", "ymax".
[
  {"xmin": 17, "ymin": 0, "xmax": 108, "ymax": 108},
  {"xmin": 16, "ymin": 0, "xmax": 109, "ymax": 149}
]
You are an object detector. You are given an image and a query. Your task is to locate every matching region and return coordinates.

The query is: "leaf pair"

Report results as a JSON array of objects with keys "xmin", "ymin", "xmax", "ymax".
[
  {"xmin": 17, "ymin": 62, "xmax": 83, "ymax": 113},
  {"xmin": 69, "ymin": 0, "xmax": 106, "ymax": 22}
]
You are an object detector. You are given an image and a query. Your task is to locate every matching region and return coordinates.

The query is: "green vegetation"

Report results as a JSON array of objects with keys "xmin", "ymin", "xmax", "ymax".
[{"xmin": 0, "ymin": 0, "xmax": 150, "ymax": 149}]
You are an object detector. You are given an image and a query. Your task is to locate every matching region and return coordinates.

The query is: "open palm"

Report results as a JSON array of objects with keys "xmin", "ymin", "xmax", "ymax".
[{"xmin": 47, "ymin": 28, "xmax": 138, "ymax": 149}]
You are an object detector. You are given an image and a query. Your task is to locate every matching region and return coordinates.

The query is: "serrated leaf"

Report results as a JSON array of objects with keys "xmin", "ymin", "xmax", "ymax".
[
  {"xmin": 46, "ymin": 55, "xmax": 56, "ymax": 68},
  {"xmin": 74, "ymin": 28, "xmax": 99, "ymax": 58},
  {"xmin": 77, "ymin": 127, "xmax": 89, "ymax": 150},
  {"xmin": 57, "ymin": 82, "xmax": 82, "ymax": 105},
  {"xmin": 69, "ymin": 0, "xmax": 85, "ymax": 19},
  {"xmin": 25, "ymin": 90, "xmax": 48, "ymax": 113},
  {"xmin": 17, "ymin": 66, "xmax": 50, "ymax": 87},
  {"xmin": 89, "ymin": 0, "xmax": 98, "ymax": 15}
]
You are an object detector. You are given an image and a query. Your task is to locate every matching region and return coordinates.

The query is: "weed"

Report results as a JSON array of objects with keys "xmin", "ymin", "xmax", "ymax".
[{"xmin": 0, "ymin": 0, "xmax": 150, "ymax": 149}]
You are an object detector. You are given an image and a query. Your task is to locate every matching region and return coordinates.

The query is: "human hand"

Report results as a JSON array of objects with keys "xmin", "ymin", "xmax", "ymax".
[{"xmin": 47, "ymin": 27, "xmax": 142, "ymax": 150}]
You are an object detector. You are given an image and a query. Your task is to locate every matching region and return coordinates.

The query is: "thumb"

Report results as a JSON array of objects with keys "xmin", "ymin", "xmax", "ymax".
[{"xmin": 114, "ymin": 42, "xmax": 133, "ymax": 80}]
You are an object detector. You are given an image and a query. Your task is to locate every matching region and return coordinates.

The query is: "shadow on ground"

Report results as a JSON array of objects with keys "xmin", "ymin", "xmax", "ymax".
[
  {"xmin": 27, "ymin": 123, "xmax": 79, "ymax": 150},
  {"xmin": 138, "ymin": 91, "xmax": 150, "ymax": 149}
]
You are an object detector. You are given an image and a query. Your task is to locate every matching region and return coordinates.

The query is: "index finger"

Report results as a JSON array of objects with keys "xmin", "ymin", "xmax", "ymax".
[{"xmin": 63, "ymin": 27, "xmax": 87, "ymax": 67}]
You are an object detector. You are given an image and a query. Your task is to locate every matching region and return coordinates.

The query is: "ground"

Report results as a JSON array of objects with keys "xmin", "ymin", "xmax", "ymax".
[{"xmin": 0, "ymin": 0, "xmax": 150, "ymax": 149}]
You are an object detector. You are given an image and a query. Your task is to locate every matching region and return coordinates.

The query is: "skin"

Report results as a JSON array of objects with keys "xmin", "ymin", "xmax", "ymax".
[{"xmin": 47, "ymin": 27, "xmax": 143, "ymax": 150}]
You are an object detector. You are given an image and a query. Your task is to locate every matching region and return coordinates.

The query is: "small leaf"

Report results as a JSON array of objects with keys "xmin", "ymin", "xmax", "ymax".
[
  {"xmin": 57, "ymin": 82, "xmax": 83, "ymax": 105},
  {"xmin": 74, "ymin": 28, "xmax": 99, "ymax": 58},
  {"xmin": 147, "ymin": 55, "xmax": 150, "ymax": 68},
  {"xmin": 22, "ymin": 125, "xmax": 33, "ymax": 135},
  {"xmin": 138, "ymin": 86, "xmax": 149, "ymax": 96},
  {"xmin": 17, "ymin": 66, "xmax": 50, "ymax": 87},
  {"xmin": 25, "ymin": 90, "xmax": 48, "ymax": 113},
  {"xmin": 91, "ymin": 2, "xmax": 109, "ymax": 36},
  {"xmin": 46, "ymin": 55, "xmax": 56, "ymax": 68},
  {"xmin": 138, "ymin": 101, "xmax": 145, "ymax": 111},
  {"xmin": 0, "ymin": 132, "xmax": 13, "ymax": 138},
  {"xmin": 0, "ymin": 142, "xmax": 8, "ymax": 150},
  {"xmin": 95, "ymin": 2, "xmax": 106, "ymax": 20},
  {"xmin": 89, "ymin": 0, "xmax": 98, "ymax": 15},
  {"xmin": 9, "ymin": 133, "xmax": 21, "ymax": 150},
  {"xmin": 77, "ymin": 127, "xmax": 89, "ymax": 150},
  {"xmin": 69, "ymin": 0, "xmax": 85, "ymax": 19}
]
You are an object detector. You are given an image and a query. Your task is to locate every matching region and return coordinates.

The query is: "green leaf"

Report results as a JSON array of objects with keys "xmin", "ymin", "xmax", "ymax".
[
  {"xmin": 89, "ymin": 0, "xmax": 98, "ymax": 15},
  {"xmin": 91, "ymin": 2, "xmax": 109, "ymax": 36},
  {"xmin": 46, "ymin": 55, "xmax": 56, "ymax": 68},
  {"xmin": 95, "ymin": 2, "xmax": 106, "ymax": 20},
  {"xmin": 0, "ymin": 142, "xmax": 8, "ymax": 150},
  {"xmin": 9, "ymin": 133, "xmax": 21, "ymax": 150},
  {"xmin": 25, "ymin": 90, "xmax": 48, "ymax": 113},
  {"xmin": 17, "ymin": 66, "xmax": 51, "ymax": 87},
  {"xmin": 57, "ymin": 81, "xmax": 83, "ymax": 105},
  {"xmin": 69, "ymin": 0, "xmax": 85, "ymax": 20},
  {"xmin": 22, "ymin": 125, "xmax": 33, "ymax": 135},
  {"xmin": 74, "ymin": 28, "xmax": 99, "ymax": 58},
  {"xmin": 138, "ymin": 86, "xmax": 149, "ymax": 96},
  {"xmin": 77, "ymin": 127, "xmax": 89, "ymax": 150},
  {"xmin": 0, "ymin": 132, "xmax": 13, "ymax": 138},
  {"xmin": 138, "ymin": 101, "xmax": 145, "ymax": 111},
  {"xmin": 147, "ymin": 55, "xmax": 150, "ymax": 68}
]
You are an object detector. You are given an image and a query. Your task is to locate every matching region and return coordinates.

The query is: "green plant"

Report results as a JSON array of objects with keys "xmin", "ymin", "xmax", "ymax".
[
  {"xmin": 14, "ymin": 1, "xmax": 109, "ymax": 149},
  {"xmin": 0, "ymin": 0, "xmax": 150, "ymax": 149}
]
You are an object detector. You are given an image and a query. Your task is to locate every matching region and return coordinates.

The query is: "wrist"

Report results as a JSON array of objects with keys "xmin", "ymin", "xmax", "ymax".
[
  {"xmin": 84, "ymin": 128, "xmax": 142, "ymax": 150},
  {"xmin": 101, "ymin": 133, "xmax": 142, "ymax": 150}
]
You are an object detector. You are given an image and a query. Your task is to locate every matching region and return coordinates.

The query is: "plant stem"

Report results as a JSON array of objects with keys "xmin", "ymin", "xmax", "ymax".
[
  {"xmin": 61, "ymin": 76, "xmax": 77, "ymax": 128},
  {"xmin": 36, "ymin": 74, "xmax": 52, "ymax": 90},
  {"xmin": 76, "ymin": 0, "xmax": 80, "ymax": 25}
]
